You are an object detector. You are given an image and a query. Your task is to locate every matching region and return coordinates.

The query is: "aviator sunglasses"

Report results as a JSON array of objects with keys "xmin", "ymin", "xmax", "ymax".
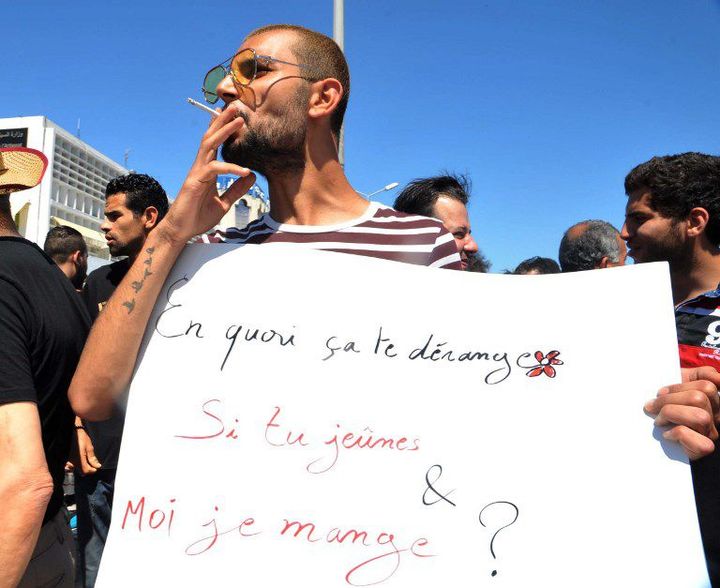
[{"xmin": 201, "ymin": 48, "xmax": 310, "ymax": 104}]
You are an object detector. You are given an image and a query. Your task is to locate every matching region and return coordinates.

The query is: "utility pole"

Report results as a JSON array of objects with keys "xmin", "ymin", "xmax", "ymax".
[{"xmin": 333, "ymin": 0, "xmax": 345, "ymax": 166}]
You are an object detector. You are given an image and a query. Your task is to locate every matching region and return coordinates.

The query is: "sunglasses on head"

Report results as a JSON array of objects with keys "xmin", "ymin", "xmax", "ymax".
[{"xmin": 201, "ymin": 48, "xmax": 310, "ymax": 104}]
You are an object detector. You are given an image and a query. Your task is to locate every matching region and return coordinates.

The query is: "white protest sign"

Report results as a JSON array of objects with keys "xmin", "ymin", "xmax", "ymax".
[{"xmin": 97, "ymin": 245, "xmax": 709, "ymax": 587}]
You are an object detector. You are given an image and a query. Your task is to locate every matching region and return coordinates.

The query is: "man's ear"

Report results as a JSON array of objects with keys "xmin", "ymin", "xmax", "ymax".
[
  {"xmin": 70, "ymin": 250, "xmax": 82, "ymax": 265},
  {"xmin": 307, "ymin": 78, "xmax": 343, "ymax": 123},
  {"xmin": 143, "ymin": 206, "xmax": 160, "ymax": 230},
  {"xmin": 598, "ymin": 257, "xmax": 610, "ymax": 269},
  {"xmin": 687, "ymin": 207, "xmax": 710, "ymax": 238}
]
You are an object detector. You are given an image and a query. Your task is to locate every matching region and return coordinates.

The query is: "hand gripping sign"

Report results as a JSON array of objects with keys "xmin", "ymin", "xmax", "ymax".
[{"xmin": 97, "ymin": 245, "xmax": 709, "ymax": 587}]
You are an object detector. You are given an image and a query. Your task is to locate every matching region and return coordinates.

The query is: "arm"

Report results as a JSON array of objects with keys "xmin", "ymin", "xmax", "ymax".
[
  {"xmin": 69, "ymin": 104, "xmax": 255, "ymax": 421},
  {"xmin": 644, "ymin": 366, "xmax": 720, "ymax": 460},
  {"xmin": 0, "ymin": 402, "xmax": 54, "ymax": 588}
]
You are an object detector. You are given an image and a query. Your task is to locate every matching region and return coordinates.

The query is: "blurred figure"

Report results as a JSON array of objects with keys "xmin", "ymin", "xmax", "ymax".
[
  {"xmin": 0, "ymin": 147, "xmax": 89, "ymax": 587},
  {"xmin": 558, "ymin": 220, "xmax": 626, "ymax": 272},
  {"xmin": 76, "ymin": 173, "xmax": 168, "ymax": 588},
  {"xmin": 622, "ymin": 152, "xmax": 720, "ymax": 583},
  {"xmin": 394, "ymin": 174, "xmax": 481, "ymax": 270},
  {"xmin": 43, "ymin": 225, "xmax": 88, "ymax": 290},
  {"xmin": 514, "ymin": 256, "xmax": 560, "ymax": 275}
]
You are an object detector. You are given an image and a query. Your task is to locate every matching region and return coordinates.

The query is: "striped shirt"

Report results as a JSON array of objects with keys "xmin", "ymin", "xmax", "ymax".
[{"xmin": 199, "ymin": 202, "xmax": 462, "ymax": 270}]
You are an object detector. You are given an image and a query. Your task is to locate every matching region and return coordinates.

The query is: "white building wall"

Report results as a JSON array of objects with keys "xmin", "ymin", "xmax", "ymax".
[{"xmin": 1, "ymin": 115, "xmax": 127, "ymax": 258}]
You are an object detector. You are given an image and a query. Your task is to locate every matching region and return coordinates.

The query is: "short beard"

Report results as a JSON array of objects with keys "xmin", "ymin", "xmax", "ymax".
[
  {"xmin": 221, "ymin": 88, "xmax": 308, "ymax": 177},
  {"xmin": 640, "ymin": 221, "xmax": 691, "ymax": 269},
  {"xmin": 222, "ymin": 126, "xmax": 306, "ymax": 177}
]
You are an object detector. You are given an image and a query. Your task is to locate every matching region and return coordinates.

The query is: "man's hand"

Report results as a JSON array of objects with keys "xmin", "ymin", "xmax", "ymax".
[
  {"xmin": 71, "ymin": 427, "xmax": 102, "ymax": 475},
  {"xmin": 70, "ymin": 105, "xmax": 256, "ymax": 421},
  {"xmin": 645, "ymin": 367, "xmax": 720, "ymax": 460},
  {"xmin": 159, "ymin": 104, "xmax": 256, "ymax": 245}
]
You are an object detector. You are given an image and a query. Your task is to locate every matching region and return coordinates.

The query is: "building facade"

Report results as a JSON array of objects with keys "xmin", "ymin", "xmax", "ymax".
[{"xmin": 1, "ymin": 116, "xmax": 128, "ymax": 260}]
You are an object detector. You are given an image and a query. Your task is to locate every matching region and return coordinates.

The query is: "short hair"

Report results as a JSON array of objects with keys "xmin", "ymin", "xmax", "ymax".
[
  {"xmin": 514, "ymin": 256, "xmax": 560, "ymax": 275},
  {"xmin": 393, "ymin": 174, "xmax": 471, "ymax": 218},
  {"xmin": 246, "ymin": 24, "xmax": 350, "ymax": 139},
  {"xmin": 624, "ymin": 152, "xmax": 720, "ymax": 246},
  {"xmin": 43, "ymin": 225, "xmax": 87, "ymax": 263},
  {"xmin": 559, "ymin": 220, "xmax": 622, "ymax": 272},
  {"xmin": 105, "ymin": 173, "xmax": 169, "ymax": 221}
]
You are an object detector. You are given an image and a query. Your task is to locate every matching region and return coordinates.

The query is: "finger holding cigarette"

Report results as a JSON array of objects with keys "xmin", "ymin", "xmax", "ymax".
[{"xmin": 187, "ymin": 97, "xmax": 219, "ymax": 117}]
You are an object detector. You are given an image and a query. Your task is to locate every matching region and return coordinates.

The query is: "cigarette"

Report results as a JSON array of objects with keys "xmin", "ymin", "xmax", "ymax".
[{"xmin": 187, "ymin": 97, "xmax": 219, "ymax": 117}]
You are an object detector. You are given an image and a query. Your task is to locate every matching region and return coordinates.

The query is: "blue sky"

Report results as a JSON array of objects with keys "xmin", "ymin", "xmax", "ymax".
[{"xmin": 3, "ymin": 0, "xmax": 719, "ymax": 271}]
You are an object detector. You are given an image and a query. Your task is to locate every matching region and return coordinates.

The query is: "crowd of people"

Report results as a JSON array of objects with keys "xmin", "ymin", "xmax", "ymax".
[{"xmin": 1, "ymin": 22, "xmax": 719, "ymax": 588}]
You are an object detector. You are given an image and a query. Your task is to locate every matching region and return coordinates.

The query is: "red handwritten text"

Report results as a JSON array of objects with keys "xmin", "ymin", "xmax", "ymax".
[
  {"xmin": 175, "ymin": 398, "xmax": 240, "ymax": 441},
  {"xmin": 279, "ymin": 517, "xmax": 435, "ymax": 586},
  {"xmin": 121, "ymin": 496, "xmax": 176, "ymax": 537}
]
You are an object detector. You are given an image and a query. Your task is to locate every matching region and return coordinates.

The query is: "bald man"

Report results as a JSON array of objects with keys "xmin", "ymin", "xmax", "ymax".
[{"xmin": 559, "ymin": 220, "xmax": 627, "ymax": 272}]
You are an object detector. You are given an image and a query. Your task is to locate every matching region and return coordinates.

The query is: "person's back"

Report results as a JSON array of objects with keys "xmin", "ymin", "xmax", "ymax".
[{"xmin": 0, "ymin": 237, "xmax": 90, "ymax": 585}]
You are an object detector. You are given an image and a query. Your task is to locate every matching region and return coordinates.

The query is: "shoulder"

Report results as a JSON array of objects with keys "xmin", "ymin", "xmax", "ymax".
[
  {"xmin": 367, "ymin": 206, "xmax": 461, "ymax": 270},
  {"xmin": 86, "ymin": 258, "xmax": 130, "ymax": 284}
]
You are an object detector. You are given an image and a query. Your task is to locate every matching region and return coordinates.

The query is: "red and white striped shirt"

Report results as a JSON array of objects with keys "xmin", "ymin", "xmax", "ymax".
[{"xmin": 199, "ymin": 202, "xmax": 462, "ymax": 270}]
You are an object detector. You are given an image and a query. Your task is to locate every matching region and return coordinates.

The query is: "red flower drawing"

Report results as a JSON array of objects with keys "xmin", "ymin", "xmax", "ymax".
[{"xmin": 526, "ymin": 351, "xmax": 563, "ymax": 378}]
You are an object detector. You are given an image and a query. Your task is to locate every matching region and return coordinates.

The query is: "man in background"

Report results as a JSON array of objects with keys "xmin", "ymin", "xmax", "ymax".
[
  {"xmin": 76, "ymin": 172, "xmax": 168, "ymax": 588},
  {"xmin": 0, "ymin": 147, "xmax": 89, "ymax": 587},
  {"xmin": 558, "ymin": 220, "xmax": 626, "ymax": 272},
  {"xmin": 394, "ymin": 174, "xmax": 481, "ymax": 271},
  {"xmin": 43, "ymin": 225, "xmax": 88, "ymax": 290},
  {"xmin": 622, "ymin": 152, "xmax": 720, "ymax": 583},
  {"xmin": 513, "ymin": 256, "xmax": 560, "ymax": 274}
]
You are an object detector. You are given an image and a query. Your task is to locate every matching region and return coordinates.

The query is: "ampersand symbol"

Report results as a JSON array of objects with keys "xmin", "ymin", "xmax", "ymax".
[{"xmin": 422, "ymin": 464, "xmax": 457, "ymax": 507}]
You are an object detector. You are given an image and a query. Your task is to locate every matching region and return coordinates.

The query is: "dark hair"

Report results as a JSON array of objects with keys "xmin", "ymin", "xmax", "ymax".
[
  {"xmin": 393, "ymin": 173, "xmax": 471, "ymax": 218},
  {"xmin": 514, "ymin": 256, "xmax": 560, "ymax": 275},
  {"xmin": 43, "ymin": 225, "xmax": 87, "ymax": 262},
  {"xmin": 105, "ymin": 173, "xmax": 169, "ymax": 221},
  {"xmin": 559, "ymin": 220, "xmax": 622, "ymax": 272},
  {"xmin": 466, "ymin": 251, "xmax": 492, "ymax": 273},
  {"xmin": 247, "ymin": 24, "xmax": 350, "ymax": 139},
  {"xmin": 624, "ymin": 152, "xmax": 720, "ymax": 246}
]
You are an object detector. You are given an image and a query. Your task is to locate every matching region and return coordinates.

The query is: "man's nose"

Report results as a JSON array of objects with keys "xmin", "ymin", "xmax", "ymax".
[
  {"xmin": 465, "ymin": 234, "xmax": 479, "ymax": 254},
  {"xmin": 100, "ymin": 219, "xmax": 111, "ymax": 233},
  {"xmin": 620, "ymin": 223, "xmax": 630, "ymax": 241},
  {"xmin": 217, "ymin": 73, "xmax": 239, "ymax": 103}
]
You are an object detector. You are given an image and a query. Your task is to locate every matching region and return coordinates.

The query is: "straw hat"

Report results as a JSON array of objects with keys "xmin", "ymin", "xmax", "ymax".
[{"xmin": 0, "ymin": 147, "xmax": 48, "ymax": 195}]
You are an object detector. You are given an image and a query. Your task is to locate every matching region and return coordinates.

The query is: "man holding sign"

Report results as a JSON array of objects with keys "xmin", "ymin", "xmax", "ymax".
[{"xmin": 68, "ymin": 24, "xmax": 720, "ymax": 583}]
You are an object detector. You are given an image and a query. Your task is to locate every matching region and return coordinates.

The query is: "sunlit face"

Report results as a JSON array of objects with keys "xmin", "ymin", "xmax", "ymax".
[
  {"xmin": 218, "ymin": 31, "xmax": 311, "ymax": 176},
  {"xmin": 432, "ymin": 196, "xmax": 479, "ymax": 271},
  {"xmin": 101, "ymin": 193, "xmax": 148, "ymax": 258},
  {"xmin": 621, "ymin": 190, "xmax": 687, "ymax": 266}
]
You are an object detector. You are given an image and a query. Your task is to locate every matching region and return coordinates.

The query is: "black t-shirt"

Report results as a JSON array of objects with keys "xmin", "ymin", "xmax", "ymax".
[
  {"xmin": 0, "ymin": 237, "xmax": 90, "ymax": 524},
  {"xmin": 81, "ymin": 257, "xmax": 131, "ymax": 469}
]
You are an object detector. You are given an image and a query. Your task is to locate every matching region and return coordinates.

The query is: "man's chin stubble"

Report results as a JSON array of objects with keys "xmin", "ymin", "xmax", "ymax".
[{"xmin": 221, "ymin": 137, "xmax": 305, "ymax": 177}]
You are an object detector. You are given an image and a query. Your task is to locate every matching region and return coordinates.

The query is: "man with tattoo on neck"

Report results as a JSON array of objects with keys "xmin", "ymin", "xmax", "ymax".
[
  {"xmin": 69, "ymin": 24, "xmax": 719, "ymax": 533},
  {"xmin": 75, "ymin": 172, "xmax": 168, "ymax": 588},
  {"xmin": 0, "ymin": 148, "xmax": 89, "ymax": 587}
]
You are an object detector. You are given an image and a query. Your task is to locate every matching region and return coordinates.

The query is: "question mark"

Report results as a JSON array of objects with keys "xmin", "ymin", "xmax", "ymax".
[{"xmin": 478, "ymin": 501, "xmax": 519, "ymax": 577}]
